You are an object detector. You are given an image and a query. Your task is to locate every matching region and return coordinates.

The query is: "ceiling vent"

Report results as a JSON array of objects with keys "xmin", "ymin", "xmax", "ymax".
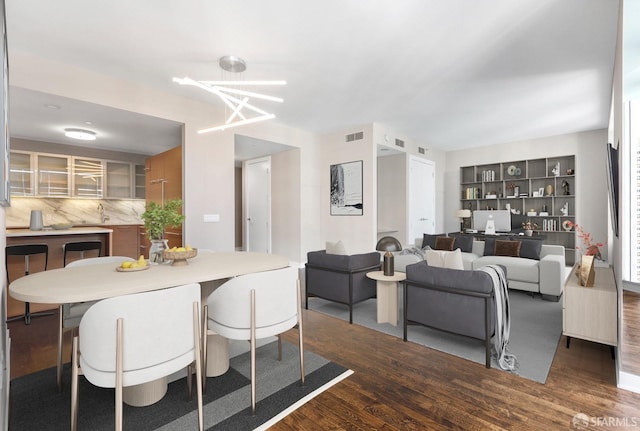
[
  {"xmin": 345, "ymin": 131, "xmax": 364, "ymax": 142},
  {"xmin": 418, "ymin": 147, "xmax": 426, "ymax": 154},
  {"xmin": 395, "ymin": 138, "xmax": 405, "ymax": 148}
]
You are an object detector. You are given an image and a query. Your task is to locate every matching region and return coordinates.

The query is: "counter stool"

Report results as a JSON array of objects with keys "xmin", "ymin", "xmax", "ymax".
[
  {"xmin": 62, "ymin": 241, "xmax": 102, "ymax": 267},
  {"xmin": 5, "ymin": 244, "xmax": 51, "ymax": 325}
]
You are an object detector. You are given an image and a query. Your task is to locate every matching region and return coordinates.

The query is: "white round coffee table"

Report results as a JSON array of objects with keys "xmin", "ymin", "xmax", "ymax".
[{"xmin": 366, "ymin": 271, "xmax": 406, "ymax": 326}]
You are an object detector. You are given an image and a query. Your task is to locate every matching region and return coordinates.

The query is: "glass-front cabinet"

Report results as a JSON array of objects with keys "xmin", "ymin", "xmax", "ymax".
[
  {"xmin": 37, "ymin": 154, "xmax": 70, "ymax": 197},
  {"xmin": 73, "ymin": 157, "xmax": 104, "ymax": 198},
  {"xmin": 9, "ymin": 151, "xmax": 34, "ymax": 196},
  {"xmin": 10, "ymin": 150, "xmax": 145, "ymax": 199},
  {"xmin": 106, "ymin": 161, "xmax": 132, "ymax": 198}
]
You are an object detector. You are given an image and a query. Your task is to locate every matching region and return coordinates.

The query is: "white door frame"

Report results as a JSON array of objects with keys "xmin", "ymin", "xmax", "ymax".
[
  {"xmin": 407, "ymin": 155, "xmax": 436, "ymax": 245},
  {"xmin": 242, "ymin": 156, "xmax": 271, "ymax": 253}
]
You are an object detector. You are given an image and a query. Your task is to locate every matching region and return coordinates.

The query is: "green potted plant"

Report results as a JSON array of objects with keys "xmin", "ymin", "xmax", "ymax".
[{"xmin": 141, "ymin": 199, "xmax": 185, "ymax": 263}]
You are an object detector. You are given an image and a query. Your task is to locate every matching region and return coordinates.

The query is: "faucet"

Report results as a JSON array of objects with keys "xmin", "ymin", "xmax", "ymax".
[{"xmin": 97, "ymin": 203, "xmax": 110, "ymax": 224}]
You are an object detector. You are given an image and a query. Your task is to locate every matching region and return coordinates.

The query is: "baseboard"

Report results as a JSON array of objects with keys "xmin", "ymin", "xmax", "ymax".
[{"xmin": 617, "ymin": 369, "xmax": 640, "ymax": 394}]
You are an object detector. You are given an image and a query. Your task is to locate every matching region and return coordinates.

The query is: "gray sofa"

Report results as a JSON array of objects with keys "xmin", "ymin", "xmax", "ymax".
[
  {"xmin": 395, "ymin": 236, "xmax": 565, "ymax": 301},
  {"xmin": 404, "ymin": 261, "xmax": 498, "ymax": 368}
]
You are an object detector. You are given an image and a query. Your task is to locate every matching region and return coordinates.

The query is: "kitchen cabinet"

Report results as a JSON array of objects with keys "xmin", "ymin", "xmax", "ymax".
[
  {"xmin": 143, "ymin": 146, "xmax": 183, "ymax": 256},
  {"xmin": 106, "ymin": 161, "xmax": 132, "ymax": 198},
  {"xmin": 9, "ymin": 151, "xmax": 34, "ymax": 196},
  {"xmin": 73, "ymin": 157, "xmax": 104, "ymax": 198},
  {"xmin": 37, "ymin": 153, "xmax": 70, "ymax": 197},
  {"xmin": 10, "ymin": 150, "xmax": 145, "ymax": 199},
  {"xmin": 145, "ymin": 146, "xmax": 182, "ymax": 204},
  {"xmin": 105, "ymin": 224, "xmax": 141, "ymax": 258}
]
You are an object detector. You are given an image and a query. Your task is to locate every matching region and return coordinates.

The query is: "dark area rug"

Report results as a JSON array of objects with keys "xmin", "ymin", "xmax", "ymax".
[{"xmin": 9, "ymin": 341, "xmax": 351, "ymax": 430}]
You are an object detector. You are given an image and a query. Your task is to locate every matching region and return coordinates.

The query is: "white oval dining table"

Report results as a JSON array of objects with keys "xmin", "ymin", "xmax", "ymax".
[{"xmin": 9, "ymin": 250, "xmax": 290, "ymax": 406}]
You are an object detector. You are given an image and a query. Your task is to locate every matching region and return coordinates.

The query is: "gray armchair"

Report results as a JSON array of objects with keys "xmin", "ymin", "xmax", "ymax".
[
  {"xmin": 305, "ymin": 250, "xmax": 381, "ymax": 323},
  {"xmin": 403, "ymin": 261, "xmax": 501, "ymax": 368}
]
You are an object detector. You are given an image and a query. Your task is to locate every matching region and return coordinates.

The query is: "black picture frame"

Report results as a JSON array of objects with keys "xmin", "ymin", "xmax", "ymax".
[{"xmin": 330, "ymin": 160, "xmax": 363, "ymax": 216}]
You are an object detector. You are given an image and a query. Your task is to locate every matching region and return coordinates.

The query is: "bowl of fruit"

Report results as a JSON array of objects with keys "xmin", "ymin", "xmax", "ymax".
[
  {"xmin": 116, "ymin": 255, "xmax": 150, "ymax": 272},
  {"xmin": 163, "ymin": 245, "xmax": 197, "ymax": 266}
]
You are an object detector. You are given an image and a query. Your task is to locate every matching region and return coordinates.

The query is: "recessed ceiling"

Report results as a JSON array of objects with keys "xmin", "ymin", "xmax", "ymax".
[{"xmin": 5, "ymin": 0, "xmax": 623, "ymax": 153}]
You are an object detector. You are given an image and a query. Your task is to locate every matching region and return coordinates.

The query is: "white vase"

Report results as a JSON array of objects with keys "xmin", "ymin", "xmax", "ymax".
[
  {"xmin": 525, "ymin": 229, "xmax": 533, "ymax": 237},
  {"xmin": 149, "ymin": 239, "xmax": 169, "ymax": 264}
]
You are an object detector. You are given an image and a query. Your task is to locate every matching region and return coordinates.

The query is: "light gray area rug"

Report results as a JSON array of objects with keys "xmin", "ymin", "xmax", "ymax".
[{"xmin": 308, "ymin": 288, "xmax": 562, "ymax": 383}]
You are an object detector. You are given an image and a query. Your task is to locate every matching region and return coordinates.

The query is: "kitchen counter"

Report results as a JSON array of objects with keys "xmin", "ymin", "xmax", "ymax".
[{"xmin": 6, "ymin": 226, "xmax": 114, "ymax": 237}]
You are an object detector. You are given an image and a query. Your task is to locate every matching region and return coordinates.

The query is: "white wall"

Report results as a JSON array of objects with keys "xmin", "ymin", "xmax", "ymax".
[
  {"xmin": 445, "ymin": 129, "xmax": 609, "ymax": 260},
  {"xmin": 319, "ymin": 124, "xmax": 376, "ymax": 254},
  {"xmin": 271, "ymin": 148, "xmax": 301, "ymax": 264}
]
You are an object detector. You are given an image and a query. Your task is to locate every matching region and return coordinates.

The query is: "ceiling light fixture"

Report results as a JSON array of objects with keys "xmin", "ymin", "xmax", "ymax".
[
  {"xmin": 64, "ymin": 128, "xmax": 97, "ymax": 141},
  {"xmin": 173, "ymin": 55, "xmax": 285, "ymax": 133}
]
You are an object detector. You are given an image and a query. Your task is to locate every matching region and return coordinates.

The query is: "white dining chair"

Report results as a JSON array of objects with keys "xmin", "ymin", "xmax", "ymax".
[
  {"xmin": 203, "ymin": 266, "xmax": 304, "ymax": 414},
  {"xmin": 57, "ymin": 256, "xmax": 132, "ymax": 392},
  {"xmin": 71, "ymin": 283, "xmax": 203, "ymax": 431}
]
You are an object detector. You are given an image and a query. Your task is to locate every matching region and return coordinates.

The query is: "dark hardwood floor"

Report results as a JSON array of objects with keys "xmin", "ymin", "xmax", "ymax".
[{"xmin": 9, "ymin": 306, "xmax": 640, "ymax": 430}]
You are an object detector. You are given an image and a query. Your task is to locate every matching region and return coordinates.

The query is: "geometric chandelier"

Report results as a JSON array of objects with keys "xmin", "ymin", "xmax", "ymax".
[{"xmin": 173, "ymin": 55, "xmax": 286, "ymax": 134}]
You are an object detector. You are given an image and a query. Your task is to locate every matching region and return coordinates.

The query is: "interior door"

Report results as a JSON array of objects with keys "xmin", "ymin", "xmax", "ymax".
[
  {"xmin": 408, "ymin": 156, "xmax": 436, "ymax": 244},
  {"xmin": 243, "ymin": 157, "xmax": 271, "ymax": 253}
]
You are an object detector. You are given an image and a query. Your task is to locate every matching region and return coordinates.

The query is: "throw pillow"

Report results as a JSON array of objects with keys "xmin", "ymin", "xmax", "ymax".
[
  {"xmin": 422, "ymin": 233, "xmax": 445, "ymax": 249},
  {"xmin": 494, "ymin": 240, "xmax": 521, "ymax": 257},
  {"xmin": 425, "ymin": 248, "xmax": 464, "ymax": 270},
  {"xmin": 452, "ymin": 235, "xmax": 473, "ymax": 253},
  {"xmin": 325, "ymin": 240, "xmax": 347, "ymax": 255},
  {"xmin": 513, "ymin": 237, "xmax": 543, "ymax": 260},
  {"xmin": 483, "ymin": 237, "xmax": 497, "ymax": 256},
  {"xmin": 434, "ymin": 236, "xmax": 455, "ymax": 251}
]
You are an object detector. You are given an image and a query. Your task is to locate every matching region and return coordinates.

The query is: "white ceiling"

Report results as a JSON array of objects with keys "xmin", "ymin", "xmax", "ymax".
[{"xmin": 5, "ymin": 0, "xmax": 623, "ymax": 157}]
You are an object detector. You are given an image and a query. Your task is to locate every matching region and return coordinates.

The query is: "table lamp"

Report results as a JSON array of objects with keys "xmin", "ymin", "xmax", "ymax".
[
  {"xmin": 454, "ymin": 209, "xmax": 472, "ymax": 233},
  {"xmin": 375, "ymin": 236, "xmax": 402, "ymax": 276}
]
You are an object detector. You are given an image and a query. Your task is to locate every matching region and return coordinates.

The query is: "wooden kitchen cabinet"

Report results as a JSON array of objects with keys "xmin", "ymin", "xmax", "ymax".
[
  {"xmin": 145, "ymin": 146, "xmax": 182, "ymax": 204},
  {"xmin": 105, "ymin": 224, "xmax": 141, "ymax": 258}
]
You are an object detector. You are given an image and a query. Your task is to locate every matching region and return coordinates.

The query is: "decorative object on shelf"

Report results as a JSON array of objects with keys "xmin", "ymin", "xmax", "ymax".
[
  {"xmin": 522, "ymin": 220, "xmax": 538, "ymax": 237},
  {"xmin": 567, "ymin": 168, "xmax": 574, "ymax": 175},
  {"xmin": 141, "ymin": 199, "xmax": 186, "ymax": 264},
  {"xmin": 567, "ymin": 221, "xmax": 605, "ymax": 261},
  {"xmin": 454, "ymin": 209, "xmax": 471, "ymax": 232},
  {"xmin": 576, "ymin": 255, "xmax": 595, "ymax": 287},
  {"xmin": 507, "ymin": 165, "xmax": 516, "ymax": 176},
  {"xmin": 551, "ymin": 162, "xmax": 560, "ymax": 176},
  {"xmin": 532, "ymin": 191, "xmax": 540, "ymax": 197},
  {"xmin": 515, "ymin": 167, "xmax": 522, "ymax": 176},
  {"xmin": 560, "ymin": 202, "xmax": 569, "ymax": 216},
  {"xmin": 539, "ymin": 212, "xmax": 549, "ymax": 216},
  {"xmin": 562, "ymin": 220, "xmax": 573, "ymax": 231},
  {"xmin": 538, "ymin": 187, "xmax": 544, "ymax": 196},
  {"xmin": 527, "ymin": 210, "xmax": 537, "ymax": 216},
  {"xmin": 561, "ymin": 180, "xmax": 570, "ymax": 195},
  {"xmin": 545, "ymin": 184, "xmax": 554, "ymax": 196},
  {"xmin": 376, "ymin": 236, "xmax": 402, "ymax": 276}
]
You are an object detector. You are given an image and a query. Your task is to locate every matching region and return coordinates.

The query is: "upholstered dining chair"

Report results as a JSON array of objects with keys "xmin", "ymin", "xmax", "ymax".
[
  {"xmin": 57, "ymin": 256, "xmax": 132, "ymax": 392},
  {"xmin": 62, "ymin": 240, "xmax": 103, "ymax": 267},
  {"xmin": 5, "ymin": 243, "xmax": 51, "ymax": 324},
  {"xmin": 203, "ymin": 266, "xmax": 303, "ymax": 414},
  {"xmin": 71, "ymin": 283, "xmax": 203, "ymax": 431}
]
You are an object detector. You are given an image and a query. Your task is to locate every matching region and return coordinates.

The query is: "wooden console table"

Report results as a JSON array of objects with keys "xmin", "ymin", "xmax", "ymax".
[{"xmin": 563, "ymin": 263, "xmax": 617, "ymax": 349}]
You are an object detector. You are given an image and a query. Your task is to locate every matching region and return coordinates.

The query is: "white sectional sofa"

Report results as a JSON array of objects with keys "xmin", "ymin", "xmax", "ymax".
[{"xmin": 394, "ymin": 236, "xmax": 566, "ymax": 301}]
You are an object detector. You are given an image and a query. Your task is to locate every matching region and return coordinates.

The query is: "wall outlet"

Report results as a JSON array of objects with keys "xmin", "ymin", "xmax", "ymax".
[{"xmin": 203, "ymin": 214, "xmax": 220, "ymax": 223}]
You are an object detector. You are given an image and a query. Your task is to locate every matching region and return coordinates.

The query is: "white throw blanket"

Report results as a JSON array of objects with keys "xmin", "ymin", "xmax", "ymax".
[{"xmin": 479, "ymin": 265, "xmax": 518, "ymax": 371}]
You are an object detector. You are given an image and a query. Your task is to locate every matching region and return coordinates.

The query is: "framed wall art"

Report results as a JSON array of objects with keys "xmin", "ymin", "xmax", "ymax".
[{"xmin": 330, "ymin": 160, "xmax": 363, "ymax": 215}]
